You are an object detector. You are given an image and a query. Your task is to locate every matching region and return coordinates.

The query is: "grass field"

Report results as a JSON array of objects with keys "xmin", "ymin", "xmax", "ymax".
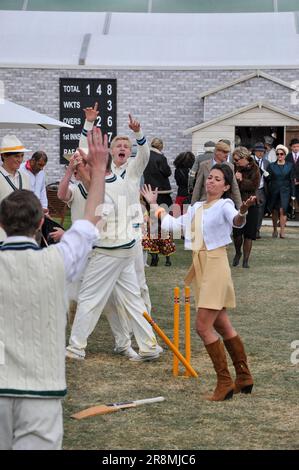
[{"xmin": 63, "ymin": 225, "xmax": 299, "ymax": 450}]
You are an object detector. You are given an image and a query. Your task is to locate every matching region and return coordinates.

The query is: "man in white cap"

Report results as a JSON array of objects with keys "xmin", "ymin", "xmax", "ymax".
[{"xmin": 0, "ymin": 135, "xmax": 31, "ymax": 241}]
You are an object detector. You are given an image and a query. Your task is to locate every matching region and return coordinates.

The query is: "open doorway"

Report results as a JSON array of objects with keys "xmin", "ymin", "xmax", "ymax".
[{"xmin": 235, "ymin": 126, "xmax": 284, "ymax": 150}]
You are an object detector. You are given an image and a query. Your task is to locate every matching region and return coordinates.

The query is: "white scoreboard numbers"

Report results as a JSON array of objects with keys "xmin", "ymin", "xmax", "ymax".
[{"xmin": 60, "ymin": 78, "xmax": 117, "ymax": 164}]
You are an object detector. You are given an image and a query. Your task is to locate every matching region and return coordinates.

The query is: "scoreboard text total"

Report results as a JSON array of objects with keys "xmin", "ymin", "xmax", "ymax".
[{"xmin": 59, "ymin": 78, "xmax": 117, "ymax": 163}]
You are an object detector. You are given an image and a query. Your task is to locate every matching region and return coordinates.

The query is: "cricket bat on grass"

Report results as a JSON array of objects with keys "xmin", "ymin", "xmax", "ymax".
[{"xmin": 71, "ymin": 396, "xmax": 165, "ymax": 420}]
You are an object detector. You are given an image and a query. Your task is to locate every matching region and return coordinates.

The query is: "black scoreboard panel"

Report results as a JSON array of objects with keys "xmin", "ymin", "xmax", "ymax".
[{"xmin": 59, "ymin": 78, "xmax": 117, "ymax": 164}]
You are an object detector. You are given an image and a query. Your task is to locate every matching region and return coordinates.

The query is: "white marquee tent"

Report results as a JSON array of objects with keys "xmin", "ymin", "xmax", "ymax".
[{"xmin": 0, "ymin": 10, "xmax": 298, "ymax": 68}]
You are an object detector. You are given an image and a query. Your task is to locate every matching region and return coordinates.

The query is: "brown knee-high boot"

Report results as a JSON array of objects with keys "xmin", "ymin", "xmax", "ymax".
[
  {"xmin": 205, "ymin": 339, "xmax": 235, "ymax": 401},
  {"xmin": 224, "ymin": 335, "xmax": 254, "ymax": 394}
]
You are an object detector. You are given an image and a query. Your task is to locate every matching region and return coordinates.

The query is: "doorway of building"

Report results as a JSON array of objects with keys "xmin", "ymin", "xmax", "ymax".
[
  {"xmin": 235, "ymin": 126, "xmax": 284, "ymax": 150},
  {"xmin": 285, "ymin": 126, "xmax": 299, "ymax": 148}
]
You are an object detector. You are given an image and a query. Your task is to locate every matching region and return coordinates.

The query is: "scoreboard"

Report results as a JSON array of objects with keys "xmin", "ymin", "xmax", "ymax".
[{"xmin": 59, "ymin": 78, "xmax": 117, "ymax": 164}]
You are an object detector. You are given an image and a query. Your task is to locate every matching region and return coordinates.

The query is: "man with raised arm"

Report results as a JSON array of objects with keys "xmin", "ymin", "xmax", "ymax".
[
  {"xmin": 66, "ymin": 107, "xmax": 162, "ymax": 362},
  {"xmin": 0, "ymin": 128, "xmax": 108, "ymax": 450}
]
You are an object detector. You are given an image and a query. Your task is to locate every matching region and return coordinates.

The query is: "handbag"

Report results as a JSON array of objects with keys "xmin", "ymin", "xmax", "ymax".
[{"xmin": 40, "ymin": 216, "xmax": 64, "ymax": 247}]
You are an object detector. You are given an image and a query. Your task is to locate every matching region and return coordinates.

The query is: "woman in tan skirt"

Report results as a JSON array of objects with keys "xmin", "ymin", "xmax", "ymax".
[{"xmin": 141, "ymin": 164, "xmax": 256, "ymax": 401}]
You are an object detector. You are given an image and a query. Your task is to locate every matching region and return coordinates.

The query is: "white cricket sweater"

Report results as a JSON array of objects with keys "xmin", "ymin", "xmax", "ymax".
[
  {"xmin": 81, "ymin": 120, "xmax": 149, "ymax": 227},
  {"xmin": 67, "ymin": 182, "xmax": 88, "ymax": 222},
  {"xmin": 0, "ymin": 169, "xmax": 30, "ymax": 241},
  {"xmin": 0, "ymin": 242, "xmax": 67, "ymax": 398},
  {"xmin": 94, "ymin": 173, "xmax": 135, "ymax": 256}
]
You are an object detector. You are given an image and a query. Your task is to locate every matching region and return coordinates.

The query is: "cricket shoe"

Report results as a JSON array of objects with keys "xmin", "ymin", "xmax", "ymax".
[
  {"xmin": 65, "ymin": 347, "xmax": 85, "ymax": 360},
  {"xmin": 129, "ymin": 352, "xmax": 160, "ymax": 362},
  {"xmin": 114, "ymin": 346, "xmax": 139, "ymax": 360}
]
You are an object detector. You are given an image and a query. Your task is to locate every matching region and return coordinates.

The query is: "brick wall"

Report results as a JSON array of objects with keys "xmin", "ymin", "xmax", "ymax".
[{"xmin": 0, "ymin": 67, "xmax": 298, "ymax": 190}]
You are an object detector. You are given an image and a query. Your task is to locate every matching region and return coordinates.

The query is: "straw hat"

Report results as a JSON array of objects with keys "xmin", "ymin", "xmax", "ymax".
[{"xmin": 0, "ymin": 135, "xmax": 31, "ymax": 154}]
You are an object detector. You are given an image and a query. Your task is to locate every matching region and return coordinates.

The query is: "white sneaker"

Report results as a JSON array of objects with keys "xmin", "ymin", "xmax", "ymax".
[
  {"xmin": 65, "ymin": 348, "xmax": 85, "ymax": 360},
  {"xmin": 129, "ymin": 353, "xmax": 160, "ymax": 362},
  {"xmin": 114, "ymin": 346, "xmax": 139, "ymax": 360},
  {"xmin": 156, "ymin": 344, "xmax": 164, "ymax": 354}
]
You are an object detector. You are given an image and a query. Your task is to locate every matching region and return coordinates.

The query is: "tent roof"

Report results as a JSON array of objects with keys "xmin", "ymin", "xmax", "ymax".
[{"xmin": 0, "ymin": 11, "xmax": 299, "ymax": 68}]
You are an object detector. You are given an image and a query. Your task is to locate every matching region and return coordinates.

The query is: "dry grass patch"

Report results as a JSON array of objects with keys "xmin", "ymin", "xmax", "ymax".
[{"xmin": 63, "ymin": 233, "xmax": 299, "ymax": 450}]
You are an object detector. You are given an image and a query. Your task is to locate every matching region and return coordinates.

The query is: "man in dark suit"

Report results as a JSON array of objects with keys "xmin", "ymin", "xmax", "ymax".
[
  {"xmin": 286, "ymin": 138, "xmax": 299, "ymax": 204},
  {"xmin": 252, "ymin": 142, "xmax": 270, "ymax": 238},
  {"xmin": 191, "ymin": 141, "xmax": 242, "ymax": 208}
]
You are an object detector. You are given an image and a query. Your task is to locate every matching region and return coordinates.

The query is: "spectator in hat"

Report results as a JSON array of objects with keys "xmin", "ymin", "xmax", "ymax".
[
  {"xmin": 188, "ymin": 141, "xmax": 215, "ymax": 194},
  {"xmin": 252, "ymin": 143, "xmax": 270, "ymax": 238},
  {"xmin": 264, "ymin": 136, "xmax": 276, "ymax": 163},
  {"xmin": 286, "ymin": 138, "xmax": 299, "ymax": 204},
  {"xmin": 268, "ymin": 144, "xmax": 295, "ymax": 238},
  {"xmin": 0, "ymin": 135, "xmax": 31, "ymax": 241},
  {"xmin": 191, "ymin": 141, "xmax": 242, "ymax": 209},
  {"xmin": 20, "ymin": 151, "xmax": 48, "ymax": 213}
]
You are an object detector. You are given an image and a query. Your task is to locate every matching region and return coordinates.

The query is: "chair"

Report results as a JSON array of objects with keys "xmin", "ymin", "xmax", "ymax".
[{"xmin": 46, "ymin": 182, "xmax": 68, "ymax": 226}]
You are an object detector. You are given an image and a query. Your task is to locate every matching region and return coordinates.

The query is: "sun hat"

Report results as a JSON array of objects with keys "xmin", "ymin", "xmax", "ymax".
[
  {"xmin": 275, "ymin": 144, "xmax": 288, "ymax": 155},
  {"xmin": 0, "ymin": 135, "xmax": 31, "ymax": 154}
]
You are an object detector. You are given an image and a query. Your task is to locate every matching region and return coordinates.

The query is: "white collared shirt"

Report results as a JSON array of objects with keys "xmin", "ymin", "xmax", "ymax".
[
  {"xmin": 2, "ymin": 220, "xmax": 99, "ymax": 283},
  {"xmin": 0, "ymin": 167, "xmax": 25, "ymax": 188},
  {"xmin": 20, "ymin": 162, "xmax": 48, "ymax": 209},
  {"xmin": 255, "ymin": 157, "xmax": 264, "ymax": 189},
  {"xmin": 292, "ymin": 152, "xmax": 299, "ymax": 163}
]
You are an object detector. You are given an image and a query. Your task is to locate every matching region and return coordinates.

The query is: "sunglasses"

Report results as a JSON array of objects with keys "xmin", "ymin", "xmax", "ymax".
[{"xmin": 276, "ymin": 152, "xmax": 285, "ymax": 156}]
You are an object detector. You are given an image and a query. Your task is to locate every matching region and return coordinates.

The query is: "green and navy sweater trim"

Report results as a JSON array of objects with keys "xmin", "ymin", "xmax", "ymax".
[
  {"xmin": 0, "ymin": 388, "xmax": 67, "ymax": 397},
  {"xmin": 0, "ymin": 242, "xmax": 40, "ymax": 251},
  {"xmin": 136, "ymin": 136, "xmax": 146, "ymax": 146},
  {"xmin": 105, "ymin": 174, "xmax": 117, "ymax": 183},
  {"xmin": 78, "ymin": 183, "xmax": 88, "ymax": 199},
  {"xmin": 82, "ymin": 128, "xmax": 88, "ymax": 137},
  {"xmin": 94, "ymin": 239, "xmax": 136, "ymax": 250}
]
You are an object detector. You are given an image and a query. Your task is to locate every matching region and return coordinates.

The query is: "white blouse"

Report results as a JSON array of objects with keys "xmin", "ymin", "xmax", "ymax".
[{"xmin": 161, "ymin": 198, "xmax": 244, "ymax": 251}]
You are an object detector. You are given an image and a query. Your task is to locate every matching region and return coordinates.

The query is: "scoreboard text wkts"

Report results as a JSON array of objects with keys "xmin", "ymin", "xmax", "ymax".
[{"xmin": 59, "ymin": 78, "xmax": 117, "ymax": 164}]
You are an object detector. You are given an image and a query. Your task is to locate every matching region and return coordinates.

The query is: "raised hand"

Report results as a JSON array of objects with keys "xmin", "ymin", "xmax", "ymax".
[
  {"xmin": 68, "ymin": 152, "xmax": 81, "ymax": 172},
  {"xmin": 128, "ymin": 113, "xmax": 140, "ymax": 133},
  {"xmin": 86, "ymin": 127, "xmax": 109, "ymax": 173},
  {"xmin": 240, "ymin": 195, "xmax": 257, "ymax": 213},
  {"xmin": 83, "ymin": 102, "xmax": 99, "ymax": 122},
  {"xmin": 140, "ymin": 184, "xmax": 158, "ymax": 205}
]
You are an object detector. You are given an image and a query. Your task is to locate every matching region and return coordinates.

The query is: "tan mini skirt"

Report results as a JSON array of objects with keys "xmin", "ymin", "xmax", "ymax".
[{"xmin": 185, "ymin": 246, "xmax": 236, "ymax": 311}]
